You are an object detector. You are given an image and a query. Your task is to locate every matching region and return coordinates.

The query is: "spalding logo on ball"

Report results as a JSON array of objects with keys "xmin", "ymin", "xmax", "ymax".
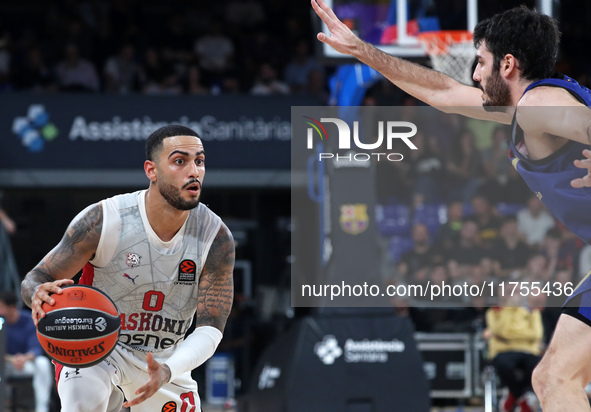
[{"xmin": 37, "ymin": 285, "xmax": 120, "ymax": 368}]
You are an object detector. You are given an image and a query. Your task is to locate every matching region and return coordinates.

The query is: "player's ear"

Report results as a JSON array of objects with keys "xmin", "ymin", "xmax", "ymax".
[
  {"xmin": 145, "ymin": 160, "xmax": 157, "ymax": 183},
  {"xmin": 501, "ymin": 54, "xmax": 517, "ymax": 78}
]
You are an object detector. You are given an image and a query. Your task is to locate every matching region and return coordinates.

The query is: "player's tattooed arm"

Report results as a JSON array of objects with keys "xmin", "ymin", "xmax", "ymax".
[
  {"xmin": 195, "ymin": 223, "xmax": 235, "ymax": 332},
  {"xmin": 21, "ymin": 203, "xmax": 103, "ymax": 308}
]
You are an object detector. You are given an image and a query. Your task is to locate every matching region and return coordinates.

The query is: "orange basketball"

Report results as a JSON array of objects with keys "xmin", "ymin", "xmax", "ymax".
[{"xmin": 36, "ymin": 285, "xmax": 120, "ymax": 368}]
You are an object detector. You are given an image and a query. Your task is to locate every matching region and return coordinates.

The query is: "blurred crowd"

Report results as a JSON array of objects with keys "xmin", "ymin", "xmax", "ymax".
[
  {"xmin": 383, "ymin": 194, "xmax": 577, "ymax": 336},
  {"xmin": 376, "ymin": 144, "xmax": 580, "ymax": 343},
  {"xmin": 0, "ymin": 0, "xmax": 326, "ymax": 98},
  {"xmin": 0, "ymin": 0, "xmax": 589, "ymax": 101},
  {"xmin": 367, "ymin": 103, "xmax": 587, "ymax": 344}
]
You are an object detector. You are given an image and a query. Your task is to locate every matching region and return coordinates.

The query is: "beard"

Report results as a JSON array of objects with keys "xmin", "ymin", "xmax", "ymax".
[
  {"xmin": 482, "ymin": 68, "xmax": 512, "ymax": 112},
  {"xmin": 158, "ymin": 180, "xmax": 200, "ymax": 211}
]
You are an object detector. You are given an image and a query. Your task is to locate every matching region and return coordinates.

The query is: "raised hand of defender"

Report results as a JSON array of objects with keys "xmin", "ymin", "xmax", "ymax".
[
  {"xmin": 123, "ymin": 352, "xmax": 171, "ymax": 408},
  {"xmin": 572, "ymin": 149, "xmax": 591, "ymax": 188},
  {"xmin": 312, "ymin": 0, "xmax": 363, "ymax": 56}
]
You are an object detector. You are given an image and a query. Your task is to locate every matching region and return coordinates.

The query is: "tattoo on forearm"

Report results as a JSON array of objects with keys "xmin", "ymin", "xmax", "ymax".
[
  {"xmin": 20, "ymin": 204, "xmax": 103, "ymax": 308},
  {"xmin": 195, "ymin": 225, "xmax": 235, "ymax": 331},
  {"xmin": 21, "ymin": 265, "xmax": 55, "ymax": 307},
  {"xmin": 61, "ymin": 204, "xmax": 103, "ymax": 256}
]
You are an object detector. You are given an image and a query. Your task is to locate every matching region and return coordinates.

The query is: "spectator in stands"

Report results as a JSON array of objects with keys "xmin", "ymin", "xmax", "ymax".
[
  {"xmin": 104, "ymin": 43, "xmax": 139, "ymax": 94},
  {"xmin": 435, "ymin": 200, "xmax": 463, "ymax": 252},
  {"xmin": 492, "ymin": 215, "xmax": 532, "ymax": 278},
  {"xmin": 160, "ymin": 13, "xmax": 194, "ymax": 61},
  {"xmin": 194, "ymin": 20, "xmax": 235, "ymax": 87},
  {"xmin": 448, "ymin": 294, "xmax": 489, "ymax": 333},
  {"xmin": 479, "ymin": 256, "xmax": 498, "ymax": 284},
  {"xmin": 483, "ymin": 126, "xmax": 512, "ymax": 177},
  {"xmin": 0, "ymin": 18, "xmax": 12, "ymax": 91},
  {"xmin": 0, "ymin": 199, "xmax": 16, "ymax": 236},
  {"xmin": 471, "ymin": 195, "xmax": 501, "ymax": 250},
  {"xmin": 14, "ymin": 47, "xmax": 55, "ymax": 92},
  {"xmin": 305, "ymin": 68, "xmax": 328, "ymax": 102},
  {"xmin": 242, "ymin": 29, "xmax": 284, "ymax": 69},
  {"xmin": 250, "ymin": 63, "xmax": 290, "ymax": 95},
  {"xmin": 517, "ymin": 194, "xmax": 556, "ymax": 247},
  {"xmin": 503, "ymin": 162, "xmax": 533, "ymax": 204},
  {"xmin": 55, "ymin": 43, "xmax": 100, "ymax": 92},
  {"xmin": 538, "ymin": 227, "xmax": 570, "ymax": 278},
  {"xmin": 0, "ymin": 194, "xmax": 19, "ymax": 289},
  {"xmin": 284, "ymin": 40, "xmax": 323, "ymax": 94},
  {"xmin": 184, "ymin": 63, "xmax": 209, "ymax": 95},
  {"xmin": 521, "ymin": 253, "xmax": 553, "ymax": 284},
  {"xmin": 446, "ymin": 218, "xmax": 487, "ymax": 281},
  {"xmin": 397, "ymin": 223, "xmax": 435, "ymax": 280},
  {"xmin": 481, "ymin": 126, "xmax": 513, "ymax": 203},
  {"xmin": 139, "ymin": 48, "xmax": 181, "ymax": 95},
  {"xmin": 410, "ymin": 263, "xmax": 430, "ymax": 289},
  {"xmin": 225, "ymin": 0, "xmax": 266, "ymax": 31},
  {"xmin": 465, "ymin": 116, "xmax": 496, "ymax": 151},
  {"xmin": 220, "ymin": 75, "xmax": 242, "ymax": 94},
  {"xmin": 445, "ymin": 129, "xmax": 486, "ymax": 202},
  {"xmin": 375, "ymin": 147, "xmax": 412, "ymax": 205},
  {"xmin": 484, "ymin": 294, "xmax": 543, "ymax": 412},
  {"xmin": 407, "ymin": 132, "xmax": 444, "ymax": 205},
  {"xmin": 0, "ymin": 292, "xmax": 53, "ymax": 412}
]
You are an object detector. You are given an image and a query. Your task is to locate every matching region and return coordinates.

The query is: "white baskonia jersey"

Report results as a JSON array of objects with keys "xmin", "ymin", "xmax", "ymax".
[{"xmin": 80, "ymin": 190, "xmax": 222, "ymax": 355}]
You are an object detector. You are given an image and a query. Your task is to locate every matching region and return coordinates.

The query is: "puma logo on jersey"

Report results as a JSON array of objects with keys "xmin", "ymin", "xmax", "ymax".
[{"xmin": 123, "ymin": 273, "xmax": 139, "ymax": 284}]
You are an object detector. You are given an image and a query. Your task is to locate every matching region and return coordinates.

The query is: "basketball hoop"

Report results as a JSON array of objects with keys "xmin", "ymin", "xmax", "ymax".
[{"xmin": 418, "ymin": 31, "xmax": 475, "ymax": 85}]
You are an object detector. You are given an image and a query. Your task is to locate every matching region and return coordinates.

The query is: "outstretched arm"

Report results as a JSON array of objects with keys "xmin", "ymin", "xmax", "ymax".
[
  {"xmin": 312, "ymin": 0, "xmax": 511, "ymax": 123},
  {"xmin": 21, "ymin": 203, "xmax": 103, "ymax": 324}
]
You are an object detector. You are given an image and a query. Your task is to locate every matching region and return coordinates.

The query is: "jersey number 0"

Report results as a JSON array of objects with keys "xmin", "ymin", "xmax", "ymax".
[{"xmin": 142, "ymin": 290, "xmax": 165, "ymax": 312}]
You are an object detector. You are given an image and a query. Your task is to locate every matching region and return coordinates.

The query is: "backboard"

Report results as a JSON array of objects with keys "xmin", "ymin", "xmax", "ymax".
[{"xmin": 315, "ymin": 0, "xmax": 556, "ymax": 62}]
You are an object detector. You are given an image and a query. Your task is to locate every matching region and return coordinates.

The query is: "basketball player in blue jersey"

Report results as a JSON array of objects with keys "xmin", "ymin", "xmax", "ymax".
[
  {"xmin": 313, "ymin": 1, "xmax": 591, "ymax": 410},
  {"xmin": 20, "ymin": 124, "xmax": 234, "ymax": 412}
]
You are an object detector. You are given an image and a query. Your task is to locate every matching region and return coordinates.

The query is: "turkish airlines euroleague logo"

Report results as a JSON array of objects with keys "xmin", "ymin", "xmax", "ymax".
[{"xmin": 178, "ymin": 260, "xmax": 196, "ymax": 282}]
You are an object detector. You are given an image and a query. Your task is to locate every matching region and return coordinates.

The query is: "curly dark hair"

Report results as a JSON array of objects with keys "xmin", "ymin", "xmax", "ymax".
[{"xmin": 473, "ymin": 6, "xmax": 560, "ymax": 81}]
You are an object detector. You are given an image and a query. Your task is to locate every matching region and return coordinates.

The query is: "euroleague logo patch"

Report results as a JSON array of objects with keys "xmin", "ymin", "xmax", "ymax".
[
  {"xmin": 162, "ymin": 401, "xmax": 177, "ymax": 412},
  {"xmin": 178, "ymin": 259, "xmax": 196, "ymax": 282}
]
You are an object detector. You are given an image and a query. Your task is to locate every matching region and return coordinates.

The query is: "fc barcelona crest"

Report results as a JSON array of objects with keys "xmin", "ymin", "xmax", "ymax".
[{"xmin": 339, "ymin": 204, "xmax": 369, "ymax": 235}]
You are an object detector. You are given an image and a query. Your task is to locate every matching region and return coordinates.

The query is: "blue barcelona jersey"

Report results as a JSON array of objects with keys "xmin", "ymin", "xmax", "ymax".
[{"xmin": 510, "ymin": 74, "xmax": 591, "ymax": 244}]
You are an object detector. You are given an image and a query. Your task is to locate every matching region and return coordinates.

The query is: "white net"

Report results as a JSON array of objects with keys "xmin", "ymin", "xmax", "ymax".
[{"xmin": 418, "ymin": 31, "xmax": 475, "ymax": 86}]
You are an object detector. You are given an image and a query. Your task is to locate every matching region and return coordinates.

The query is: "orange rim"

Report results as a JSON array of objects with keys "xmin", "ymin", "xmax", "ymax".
[{"xmin": 417, "ymin": 30, "xmax": 473, "ymax": 55}]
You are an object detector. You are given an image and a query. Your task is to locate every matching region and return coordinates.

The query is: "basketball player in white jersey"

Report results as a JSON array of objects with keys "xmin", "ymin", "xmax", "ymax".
[{"xmin": 21, "ymin": 124, "xmax": 235, "ymax": 412}]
